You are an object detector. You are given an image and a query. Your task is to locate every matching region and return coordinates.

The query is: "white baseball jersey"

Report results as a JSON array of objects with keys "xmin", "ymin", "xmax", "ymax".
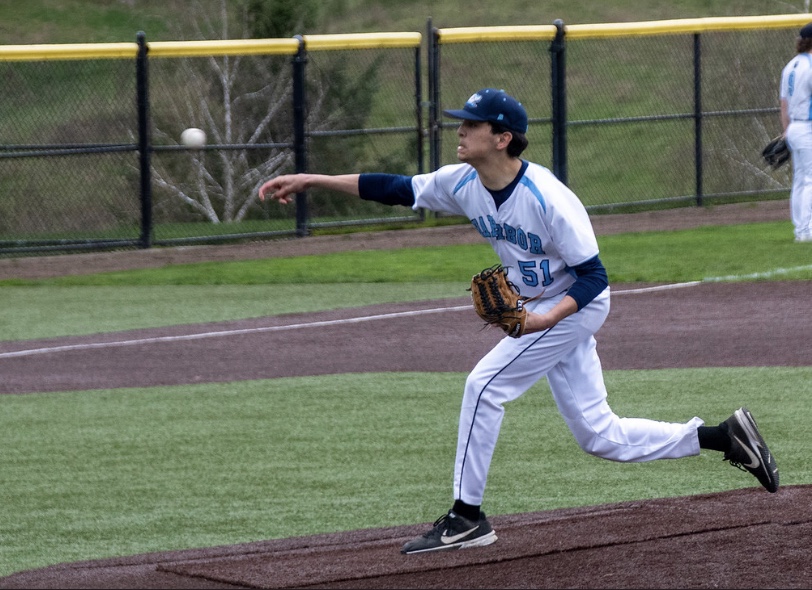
[
  {"xmin": 781, "ymin": 52, "xmax": 812, "ymax": 122},
  {"xmin": 410, "ymin": 162, "xmax": 599, "ymax": 300}
]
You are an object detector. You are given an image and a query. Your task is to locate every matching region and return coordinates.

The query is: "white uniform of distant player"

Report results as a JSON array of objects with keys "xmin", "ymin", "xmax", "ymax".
[
  {"xmin": 781, "ymin": 52, "xmax": 812, "ymax": 241},
  {"xmin": 411, "ymin": 162, "xmax": 702, "ymax": 506}
]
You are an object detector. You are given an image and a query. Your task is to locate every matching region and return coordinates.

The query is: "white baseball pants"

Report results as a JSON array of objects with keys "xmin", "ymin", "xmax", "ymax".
[
  {"xmin": 453, "ymin": 287, "xmax": 703, "ymax": 506},
  {"xmin": 786, "ymin": 121, "xmax": 812, "ymax": 240}
]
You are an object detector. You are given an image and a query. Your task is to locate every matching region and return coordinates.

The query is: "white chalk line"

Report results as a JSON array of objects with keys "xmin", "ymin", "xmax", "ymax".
[
  {"xmin": 610, "ymin": 281, "xmax": 701, "ymax": 294},
  {"xmin": 0, "ymin": 268, "xmax": 802, "ymax": 360},
  {"xmin": 0, "ymin": 305, "xmax": 471, "ymax": 359},
  {"xmin": 703, "ymin": 264, "xmax": 812, "ymax": 282}
]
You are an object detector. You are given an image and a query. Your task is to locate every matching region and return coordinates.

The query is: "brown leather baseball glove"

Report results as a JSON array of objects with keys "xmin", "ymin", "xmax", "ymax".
[{"xmin": 469, "ymin": 264, "xmax": 534, "ymax": 338}]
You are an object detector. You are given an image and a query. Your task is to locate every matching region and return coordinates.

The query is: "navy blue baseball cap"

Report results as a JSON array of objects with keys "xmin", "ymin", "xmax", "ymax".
[
  {"xmin": 801, "ymin": 22, "xmax": 812, "ymax": 39},
  {"xmin": 444, "ymin": 88, "xmax": 529, "ymax": 135}
]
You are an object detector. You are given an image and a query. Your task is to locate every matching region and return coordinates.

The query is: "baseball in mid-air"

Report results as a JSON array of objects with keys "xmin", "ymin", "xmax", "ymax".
[{"xmin": 180, "ymin": 127, "xmax": 206, "ymax": 148}]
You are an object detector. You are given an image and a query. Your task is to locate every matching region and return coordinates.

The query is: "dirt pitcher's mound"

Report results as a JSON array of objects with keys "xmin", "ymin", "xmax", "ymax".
[{"xmin": 1, "ymin": 486, "xmax": 809, "ymax": 589}]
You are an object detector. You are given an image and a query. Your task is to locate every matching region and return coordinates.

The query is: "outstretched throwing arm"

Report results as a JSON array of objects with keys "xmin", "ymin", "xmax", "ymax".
[{"xmin": 259, "ymin": 174, "xmax": 361, "ymax": 204}]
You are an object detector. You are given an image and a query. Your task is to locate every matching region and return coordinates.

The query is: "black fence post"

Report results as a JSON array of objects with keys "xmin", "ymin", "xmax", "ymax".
[
  {"xmin": 550, "ymin": 19, "xmax": 567, "ymax": 186},
  {"xmin": 292, "ymin": 35, "xmax": 309, "ymax": 236},
  {"xmin": 693, "ymin": 32, "xmax": 703, "ymax": 207},
  {"xmin": 427, "ymin": 19, "xmax": 441, "ymax": 173},
  {"xmin": 415, "ymin": 44, "xmax": 424, "ymax": 176},
  {"xmin": 414, "ymin": 42, "xmax": 426, "ymax": 220},
  {"xmin": 136, "ymin": 31, "xmax": 152, "ymax": 249}
]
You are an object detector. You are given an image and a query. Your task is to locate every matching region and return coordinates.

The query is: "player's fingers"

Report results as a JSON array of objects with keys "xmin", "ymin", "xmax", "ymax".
[
  {"xmin": 258, "ymin": 175, "xmax": 305, "ymax": 204},
  {"xmin": 258, "ymin": 179, "xmax": 288, "ymax": 203},
  {"xmin": 258, "ymin": 180, "xmax": 273, "ymax": 201}
]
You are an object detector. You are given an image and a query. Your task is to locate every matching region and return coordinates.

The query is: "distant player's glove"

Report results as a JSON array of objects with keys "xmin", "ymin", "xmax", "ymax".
[
  {"xmin": 762, "ymin": 135, "xmax": 790, "ymax": 169},
  {"xmin": 469, "ymin": 264, "xmax": 533, "ymax": 338}
]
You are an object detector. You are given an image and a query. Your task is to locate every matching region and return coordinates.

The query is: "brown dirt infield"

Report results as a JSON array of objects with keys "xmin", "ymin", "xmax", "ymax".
[{"xmin": 1, "ymin": 200, "xmax": 810, "ymax": 589}]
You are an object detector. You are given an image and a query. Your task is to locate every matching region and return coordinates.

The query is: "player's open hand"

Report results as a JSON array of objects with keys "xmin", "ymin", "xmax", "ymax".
[{"xmin": 258, "ymin": 174, "xmax": 308, "ymax": 204}]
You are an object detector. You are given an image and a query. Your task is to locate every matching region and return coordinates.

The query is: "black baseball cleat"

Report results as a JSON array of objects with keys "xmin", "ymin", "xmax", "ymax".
[
  {"xmin": 401, "ymin": 510, "xmax": 497, "ymax": 554},
  {"xmin": 723, "ymin": 407, "xmax": 779, "ymax": 493}
]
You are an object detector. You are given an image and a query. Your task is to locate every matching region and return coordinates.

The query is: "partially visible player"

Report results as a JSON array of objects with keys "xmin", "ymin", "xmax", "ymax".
[
  {"xmin": 259, "ymin": 88, "xmax": 779, "ymax": 554},
  {"xmin": 780, "ymin": 22, "xmax": 812, "ymax": 242}
]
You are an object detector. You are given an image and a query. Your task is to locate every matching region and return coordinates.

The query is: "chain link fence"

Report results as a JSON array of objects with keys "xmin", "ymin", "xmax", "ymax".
[
  {"xmin": 0, "ymin": 57, "xmax": 141, "ymax": 252},
  {"xmin": 0, "ymin": 14, "xmax": 805, "ymax": 256}
]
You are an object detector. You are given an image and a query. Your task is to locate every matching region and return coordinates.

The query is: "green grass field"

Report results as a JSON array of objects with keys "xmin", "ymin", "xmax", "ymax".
[{"xmin": 0, "ymin": 219, "xmax": 810, "ymax": 577}]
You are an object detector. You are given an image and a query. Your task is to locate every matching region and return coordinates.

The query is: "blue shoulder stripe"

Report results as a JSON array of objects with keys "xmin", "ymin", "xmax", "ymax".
[
  {"xmin": 520, "ymin": 176, "xmax": 547, "ymax": 213},
  {"xmin": 804, "ymin": 54, "xmax": 812, "ymax": 121},
  {"xmin": 453, "ymin": 170, "xmax": 479, "ymax": 194}
]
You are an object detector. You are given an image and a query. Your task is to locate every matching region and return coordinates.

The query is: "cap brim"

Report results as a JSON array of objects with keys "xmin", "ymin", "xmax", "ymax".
[{"xmin": 443, "ymin": 108, "xmax": 487, "ymax": 121}]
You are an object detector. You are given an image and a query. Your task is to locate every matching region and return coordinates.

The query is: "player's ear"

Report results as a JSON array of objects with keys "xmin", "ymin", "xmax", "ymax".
[{"xmin": 496, "ymin": 130, "xmax": 513, "ymax": 150}]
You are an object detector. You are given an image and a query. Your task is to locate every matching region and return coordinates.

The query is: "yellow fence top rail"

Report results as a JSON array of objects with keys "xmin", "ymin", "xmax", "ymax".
[
  {"xmin": 0, "ymin": 42, "xmax": 138, "ymax": 61},
  {"xmin": 436, "ymin": 13, "xmax": 812, "ymax": 43},
  {"xmin": 0, "ymin": 39, "xmax": 300, "ymax": 61},
  {"xmin": 1, "ymin": 14, "xmax": 809, "ymax": 61},
  {"xmin": 564, "ymin": 13, "xmax": 812, "ymax": 39},
  {"xmin": 302, "ymin": 32, "xmax": 422, "ymax": 51},
  {"xmin": 437, "ymin": 25, "xmax": 557, "ymax": 43},
  {"xmin": 148, "ymin": 38, "xmax": 300, "ymax": 57},
  {"xmin": 0, "ymin": 32, "xmax": 421, "ymax": 61}
]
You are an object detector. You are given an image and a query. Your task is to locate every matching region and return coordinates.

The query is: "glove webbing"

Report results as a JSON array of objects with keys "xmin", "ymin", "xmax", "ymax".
[
  {"xmin": 479, "ymin": 265, "xmax": 523, "ymax": 315},
  {"xmin": 476, "ymin": 280, "xmax": 521, "ymax": 317}
]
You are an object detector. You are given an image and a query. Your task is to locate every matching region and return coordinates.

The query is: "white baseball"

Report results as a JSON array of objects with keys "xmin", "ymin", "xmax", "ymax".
[{"xmin": 180, "ymin": 127, "xmax": 206, "ymax": 148}]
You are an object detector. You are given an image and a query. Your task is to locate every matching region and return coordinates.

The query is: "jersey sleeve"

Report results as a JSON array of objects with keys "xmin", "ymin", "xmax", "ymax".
[
  {"xmin": 780, "ymin": 61, "xmax": 792, "ymax": 101},
  {"xmin": 410, "ymin": 165, "xmax": 471, "ymax": 217},
  {"xmin": 358, "ymin": 173, "xmax": 415, "ymax": 206},
  {"xmin": 566, "ymin": 255, "xmax": 608, "ymax": 310}
]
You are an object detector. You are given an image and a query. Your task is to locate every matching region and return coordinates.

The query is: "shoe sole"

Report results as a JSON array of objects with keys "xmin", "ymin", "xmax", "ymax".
[
  {"xmin": 402, "ymin": 531, "xmax": 497, "ymax": 554},
  {"xmin": 734, "ymin": 408, "xmax": 779, "ymax": 493}
]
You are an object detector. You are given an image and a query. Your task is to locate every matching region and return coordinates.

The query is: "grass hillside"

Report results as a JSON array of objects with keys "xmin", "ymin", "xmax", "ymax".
[{"xmin": 0, "ymin": 0, "xmax": 808, "ymax": 44}]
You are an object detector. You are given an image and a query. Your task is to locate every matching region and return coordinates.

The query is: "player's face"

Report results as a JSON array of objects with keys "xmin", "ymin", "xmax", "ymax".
[{"xmin": 455, "ymin": 120, "xmax": 504, "ymax": 164}]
